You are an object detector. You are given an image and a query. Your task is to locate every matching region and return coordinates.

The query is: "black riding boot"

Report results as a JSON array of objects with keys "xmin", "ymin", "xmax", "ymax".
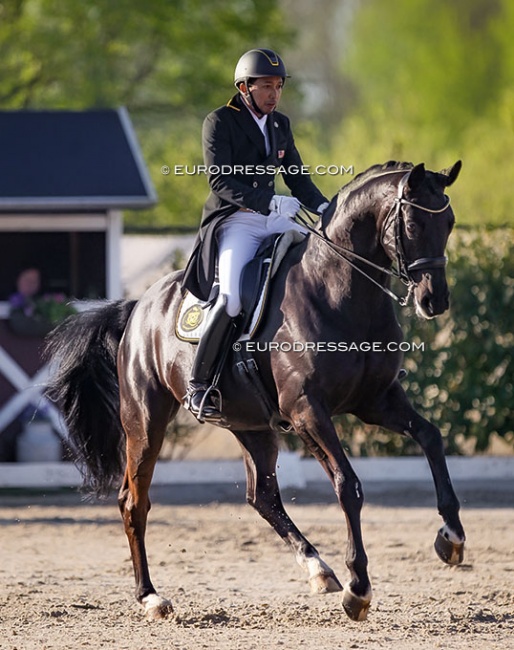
[{"xmin": 185, "ymin": 296, "xmax": 236, "ymax": 422}]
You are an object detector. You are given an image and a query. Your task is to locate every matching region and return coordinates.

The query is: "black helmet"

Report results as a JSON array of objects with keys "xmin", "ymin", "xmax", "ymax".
[{"xmin": 234, "ymin": 48, "xmax": 289, "ymax": 87}]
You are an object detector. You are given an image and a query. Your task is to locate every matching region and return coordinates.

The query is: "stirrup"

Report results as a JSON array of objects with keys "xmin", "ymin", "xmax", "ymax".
[{"xmin": 184, "ymin": 384, "xmax": 224, "ymax": 423}]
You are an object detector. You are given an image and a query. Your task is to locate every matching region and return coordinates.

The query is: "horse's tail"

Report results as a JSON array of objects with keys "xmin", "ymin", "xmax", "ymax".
[{"xmin": 44, "ymin": 300, "xmax": 137, "ymax": 496}]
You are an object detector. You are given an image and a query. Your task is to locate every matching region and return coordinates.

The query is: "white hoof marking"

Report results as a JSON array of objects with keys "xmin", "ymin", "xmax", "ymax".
[
  {"xmin": 142, "ymin": 593, "xmax": 174, "ymax": 620},
  {"xmin": 440, "ymin": 523, "xmax": 465, "ymax": 544},
  {"xmin": 297, "ymin": 554, "xmax": 334, "ymax": 581}
]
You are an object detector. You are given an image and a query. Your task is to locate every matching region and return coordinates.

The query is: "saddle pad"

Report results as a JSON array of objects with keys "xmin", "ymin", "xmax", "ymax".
[
  {"xmin": 175, "ymin": 291, "xmax": 211, "ymax": 342},
  {"xmin": 175, "ymin": 230, "xmax": 304, "ymax": 343}
]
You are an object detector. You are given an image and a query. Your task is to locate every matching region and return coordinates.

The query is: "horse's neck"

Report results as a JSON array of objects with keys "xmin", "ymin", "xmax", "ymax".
[
  {"xmin": 304, "ymin": 190, "xmax": 394, "ymax": 311},
  {"xmin": 328, "ymin": 194, "xmax": 392, "ymax": 264},
  {"xmin": 324, "ymin": 178, "xmax": 393, "ymax": 260}
]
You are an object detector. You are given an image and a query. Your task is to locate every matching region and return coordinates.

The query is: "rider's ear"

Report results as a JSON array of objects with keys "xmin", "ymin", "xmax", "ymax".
[
  {"xmin": 438, "ymin": 160, "xmax": 462, "ymax": 187},
  {"xmin": 405, "ymin": 163, "xmax": 426, "ymax": 192}
]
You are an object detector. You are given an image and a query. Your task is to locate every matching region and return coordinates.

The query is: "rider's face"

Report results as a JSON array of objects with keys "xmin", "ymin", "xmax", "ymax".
[{"xmin": 246, "ymin": 76, "xmax": 283, "ymax": 114}]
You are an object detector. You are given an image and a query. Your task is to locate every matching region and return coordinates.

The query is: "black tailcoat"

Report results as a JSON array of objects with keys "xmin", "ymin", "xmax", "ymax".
[{"xmin": 182, "ymin": 93, "xmax": 327, "ymax": 300}]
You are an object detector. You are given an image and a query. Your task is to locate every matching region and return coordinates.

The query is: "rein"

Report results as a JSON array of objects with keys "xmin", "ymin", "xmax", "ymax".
[{"xmin": 298, "ymin": 170, "xmax": 451, "ymax": 307}]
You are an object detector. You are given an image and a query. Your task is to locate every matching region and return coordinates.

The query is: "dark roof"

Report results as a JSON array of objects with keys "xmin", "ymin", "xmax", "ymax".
[{"xmin": 0, "ymin": 107, "xmax": 157, "ymax": 212}]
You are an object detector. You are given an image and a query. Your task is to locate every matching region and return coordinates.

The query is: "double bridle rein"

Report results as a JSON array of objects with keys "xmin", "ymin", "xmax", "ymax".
[{"xmin": 298, "ymin": 170, "xmax": 451, "ymax": 307}]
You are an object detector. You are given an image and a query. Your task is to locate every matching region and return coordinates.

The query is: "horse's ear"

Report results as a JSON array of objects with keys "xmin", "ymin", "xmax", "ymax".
[
  {"xmin": 438, "ymin": 160, "xmax": 462, "ymax": 187},
  {"xmin": 405, "ymin": 163, "xmax": 426, "ymax": 191}
]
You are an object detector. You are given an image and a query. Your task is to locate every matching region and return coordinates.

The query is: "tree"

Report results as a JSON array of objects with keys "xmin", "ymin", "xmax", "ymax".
[
  {"xmin": 344, "ymin": 0, "xmax": 505, "ymax": 144},
  {"xmin": 0, "ymin": 0, "xmax": 292, "ymax": 112}
]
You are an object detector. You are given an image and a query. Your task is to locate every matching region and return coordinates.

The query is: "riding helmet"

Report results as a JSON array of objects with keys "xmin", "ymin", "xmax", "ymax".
[{"xmin": 234, "ymin": 48, "xmax": 289, "ymax": 87}]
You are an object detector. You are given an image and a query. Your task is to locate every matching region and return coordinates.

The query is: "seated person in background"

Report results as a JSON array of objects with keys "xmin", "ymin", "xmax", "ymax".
[
  {"xmin": 8, "ymin": 268, "xmax": 75, "ymax": 336},
  {"xmin": 9, "ymin": 268, "xmax": 42, "ymax": 315}
]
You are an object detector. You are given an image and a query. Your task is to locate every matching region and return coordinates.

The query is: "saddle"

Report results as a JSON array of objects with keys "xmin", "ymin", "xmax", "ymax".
[{"xmin": 176, "ymin": 229, "xmax": 305, "ymax": 342}]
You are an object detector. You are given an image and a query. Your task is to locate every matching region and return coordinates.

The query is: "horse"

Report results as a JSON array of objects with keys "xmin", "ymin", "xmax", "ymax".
[{"xmin": 45, "ymin": 160, "xmax": 466, "ymax": 623}]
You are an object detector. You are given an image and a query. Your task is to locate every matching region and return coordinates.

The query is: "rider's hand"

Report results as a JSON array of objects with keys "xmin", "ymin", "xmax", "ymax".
[
  {"xmin": 269, "ymin": 195, "xmax": 301, "ymax": 219},
  {"xmin": 317, "ymin": 201, "xmax": 329, "ymax": 215}
]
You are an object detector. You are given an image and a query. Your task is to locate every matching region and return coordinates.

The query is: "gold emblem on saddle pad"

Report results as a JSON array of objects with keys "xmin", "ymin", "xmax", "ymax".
[{"xmin": 181, "ymin": 305, "xmax": 204, "ymax": 332}]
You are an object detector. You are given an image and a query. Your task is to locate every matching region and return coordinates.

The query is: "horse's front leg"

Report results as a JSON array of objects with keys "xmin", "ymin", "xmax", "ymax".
[
  {"xmin": 356, "ymin": 381, "xmax": 466, "ymax": 565},
  {"xmin": 233, "ymin": 429, "xmax": 343, "ymax": 595},
  {"xmin": 289, "ymin": 397, "xmax": 372, "ymax": 621}
]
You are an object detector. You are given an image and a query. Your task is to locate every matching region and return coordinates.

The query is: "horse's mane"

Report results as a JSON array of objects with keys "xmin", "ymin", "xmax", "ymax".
[
  {"xmin": 321, "ymin": 161, "xmax": 414, "ymax": 227},
  {"xmin": 338, "ymin": 161, "xmax": 413, "ymax": 202}
]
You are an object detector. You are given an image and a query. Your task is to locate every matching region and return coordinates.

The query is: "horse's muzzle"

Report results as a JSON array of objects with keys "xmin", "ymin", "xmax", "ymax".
[{"xmin": 413, "ymin": 270, "xmax": 450, "ymax": 319}]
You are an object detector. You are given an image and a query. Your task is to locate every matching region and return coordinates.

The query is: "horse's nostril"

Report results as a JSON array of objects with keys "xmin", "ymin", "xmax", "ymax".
[{"xmin": 421, "ymin": 295, "xmax": 434, "ymax": 317}]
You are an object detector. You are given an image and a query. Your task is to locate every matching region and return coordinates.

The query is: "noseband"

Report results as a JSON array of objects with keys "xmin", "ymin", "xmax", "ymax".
[{"xmin": 298, "ymin": 170, "xmax": 451, "ymax": 306}]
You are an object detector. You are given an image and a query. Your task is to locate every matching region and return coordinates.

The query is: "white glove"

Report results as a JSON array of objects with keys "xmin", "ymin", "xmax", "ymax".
[
  {"xmin": 269, "ymin": 195, "xmax": 301, "ymax": 219},
  {"xmin": 317, "ymin": 201, "xmax": 329, "ymax": 215}
]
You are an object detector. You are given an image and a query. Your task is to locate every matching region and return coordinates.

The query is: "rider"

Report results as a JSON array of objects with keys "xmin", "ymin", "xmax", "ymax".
[{"xmin": 182, "ymin": 47, "xmax": 329, "ymax": 421}]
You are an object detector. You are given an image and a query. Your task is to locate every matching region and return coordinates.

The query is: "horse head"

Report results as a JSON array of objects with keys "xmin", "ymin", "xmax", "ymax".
[{"xmin": 384, "ymin": 161, "xmax": 461, "ymax": 319}]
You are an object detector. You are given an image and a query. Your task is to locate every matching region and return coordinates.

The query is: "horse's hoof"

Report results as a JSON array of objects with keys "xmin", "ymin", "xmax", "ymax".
[
  {"xmin": 342, "ymin": 583, "xmax": 372, "ymax": 622},
  {"xmin": 434, "ymin": 529, "xmax": 465, "ymax": 566},
  {"xmin": 142, "ymin": 593, "xmax": 174, "ymax": 621},
  {"xmin": 309, "ymin": 571, "xmax": 343, "ymax": 594}
]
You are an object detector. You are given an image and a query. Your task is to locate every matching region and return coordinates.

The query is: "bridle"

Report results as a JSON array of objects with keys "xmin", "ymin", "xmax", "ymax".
[
  {"xmin": 381, "ymin": 171, "xmax": 450, "ymax": 283},
  {"xmin": 298, "ymin": 170, "xmax": 451, "ymax": 306}
]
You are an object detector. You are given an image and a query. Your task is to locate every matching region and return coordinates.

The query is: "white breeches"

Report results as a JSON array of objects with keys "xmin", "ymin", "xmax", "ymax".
[{"xmin": 217, "ymin": 210, "xmax": 307, "ymax": 317}]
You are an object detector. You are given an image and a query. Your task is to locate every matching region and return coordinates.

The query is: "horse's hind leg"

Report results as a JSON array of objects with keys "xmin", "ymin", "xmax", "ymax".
[
  {"xmin": 233, "ymin": 429, "xmax": 343, "ymax": 595},
  {"xmin": 118, "ymin": 385, "xmax": 179, "ymax": 620}
]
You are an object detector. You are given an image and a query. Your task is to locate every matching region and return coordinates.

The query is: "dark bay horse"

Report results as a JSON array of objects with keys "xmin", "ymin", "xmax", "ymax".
[{"xmin": 45, "ymin": 160, "xmax": 466, "ymax": 622}]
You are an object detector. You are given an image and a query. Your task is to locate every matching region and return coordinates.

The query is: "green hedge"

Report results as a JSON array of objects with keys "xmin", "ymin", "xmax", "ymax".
[{"xmin": 333, "ymin": 228, "xmax": 514, "ymax": 456}]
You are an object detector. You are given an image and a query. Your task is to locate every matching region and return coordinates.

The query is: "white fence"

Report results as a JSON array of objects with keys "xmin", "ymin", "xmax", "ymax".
[{"xmin": 0, "ymin": 455, "xmax": 513, "ymax": 490}]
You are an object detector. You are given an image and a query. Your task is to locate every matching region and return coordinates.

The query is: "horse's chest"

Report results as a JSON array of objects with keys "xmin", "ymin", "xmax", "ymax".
[{"xmin": 298, "ymin": 321, "xmax": 403, "ymax": 408}]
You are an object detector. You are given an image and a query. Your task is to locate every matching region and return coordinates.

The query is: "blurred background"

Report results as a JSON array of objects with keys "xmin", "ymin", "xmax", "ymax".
[
  {"xmin": 3, "ymin": 0, "xmax": 514, "ymax": 227},
  {"xmin": 1, "ymin": 0, "xmax": 512, "ymax": 457}
]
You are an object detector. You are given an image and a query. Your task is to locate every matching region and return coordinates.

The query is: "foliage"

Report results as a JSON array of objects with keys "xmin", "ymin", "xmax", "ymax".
[
  {"xmin": 32, "ymin": 293, "xmax": 77, "ymax": 324},
  {"xmin": 10, "ymin": 291, "xmax": 76, "ymax": 324},
  {"xmin": 3, "ymin": 0, "xmax": 514, "ymax": 228},
  {"xmin": 0, "ymin": 0, "xmax": 292, "ymax": 111},
  {"xmin": 399, "ymin": 228, "xmax": 514, "ymax": 453},
  {"xmin": 325, "ymin": 0, "xmax": 514, "ymax": 227},
  {"xmin": 129, "ymin": 113, "xmax": 206, "ymax": 230},
  {"xmin": 344, "ymin": 0, "xmax": 506, "ymax": 142},
  {"xmin": 333, "ymin": 229, "xmax": 514, "ymax": 457},
  {"xmin": 8, "ymin": 291, "xmax": 76, "ymax": 338}
]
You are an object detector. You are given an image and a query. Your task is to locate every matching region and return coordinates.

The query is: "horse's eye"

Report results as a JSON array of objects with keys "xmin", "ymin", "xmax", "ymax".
[{"xmin": 405, "ymin": 221, "xmax": 418, "ymax": 237}]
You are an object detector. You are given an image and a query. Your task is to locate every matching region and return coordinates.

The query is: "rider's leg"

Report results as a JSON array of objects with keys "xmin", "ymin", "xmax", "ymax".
[
  {"xmin": 185, "ymin": 295, "xmax": 237, "ymax": 421},
  {"xmin": 217, "ymin": 211, "xmax": 307, "ymax": 317},
  {"xmin": 217, "ymin": 212, "xmax": 267, "ymax": 317},
  {"xmin": 185, "ymin": 209, "xmax": 306, "ymax": 421},
  {"xmin": 185, "ymin": 212, "xmax": 266, "ymax": 420}
]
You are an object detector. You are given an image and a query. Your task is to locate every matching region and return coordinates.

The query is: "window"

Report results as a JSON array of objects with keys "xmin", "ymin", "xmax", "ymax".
[{"xmin": 0, "ymin": 231, "xmax": 106, "ymax": 301}]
